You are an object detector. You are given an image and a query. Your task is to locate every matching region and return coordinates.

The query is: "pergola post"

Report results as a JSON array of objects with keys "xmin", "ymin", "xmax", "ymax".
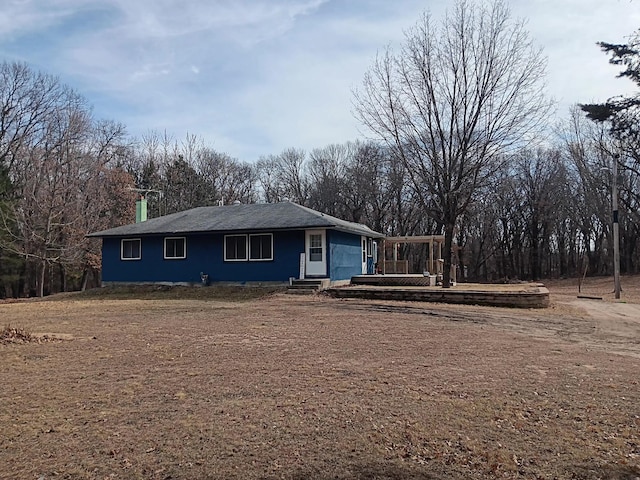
[
  {"xmin": 428, "ymin": 238, "xmax": 434, "ymax": 274},
  {"xmin": 382, "ymin": 238, "xmax": 386, "ymax": 274}
]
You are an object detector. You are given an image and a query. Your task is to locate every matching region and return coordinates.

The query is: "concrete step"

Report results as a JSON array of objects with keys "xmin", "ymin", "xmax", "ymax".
[
  {"xmin": 287, "ymin": 278, "xmax": 330, "ymax": 294},
  {"xmin": 290, "ymin": 280, "xmax": 324, "ymax": 287},
  {"xmin": 285, "ymin": 288, "xmax": 318, "ymax": 295}
]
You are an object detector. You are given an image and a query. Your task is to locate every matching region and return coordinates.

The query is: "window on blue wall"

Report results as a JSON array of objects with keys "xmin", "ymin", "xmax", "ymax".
[
  {"xmin": 121, "ymin": 239, "xmax": 141, "ymax": 260},
  {"xmin": 224, "ymin": 235, "xmax": 247, "ymax": 261},
  {"xmin": 249, "ymin": 234, "xmax": 273, "ymax": 261},
  {"xmin": 164, "ymin": 237, "xmax": 186, "ymax": 259}
]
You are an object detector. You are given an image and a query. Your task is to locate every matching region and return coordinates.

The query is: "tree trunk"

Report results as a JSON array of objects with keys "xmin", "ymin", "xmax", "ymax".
[
  {"xmin": 558, "ymin": 234, "xmax": 567, "ymax": 277},
  {"xmin": 37, "ymin": 261, "xmax": 45, "ymax": 297},
  {"xmin": 530, "ymin": 222, "xmax": 540, "ymax": 280},
  {"xmin": 80, "ymin": 268, "xmax": 89, "ymax": 291},
  {"xmin": 59, "ymin": 264, "xmax": 66, "ymax": 293},
  {"xmin": 456, "ymin": 232, "xmax": 465, "ymax": 282},
  {"xmin": 442, "ymin": 220, "xmax": 455, "ymax": 289}
]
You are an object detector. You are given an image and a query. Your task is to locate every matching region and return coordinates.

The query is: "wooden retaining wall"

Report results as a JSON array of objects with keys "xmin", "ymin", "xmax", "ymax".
[{"xmin": 326, "ymin": 286, "xmax": 550, "ymax": 309}]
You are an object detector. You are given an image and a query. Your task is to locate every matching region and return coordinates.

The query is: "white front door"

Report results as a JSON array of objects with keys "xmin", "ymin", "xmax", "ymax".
[
  {"xmin": 361, "ymin": 237, "xmax": 368, "ymax": 274},
  {"xmin": 305, "ymin": 230, "xmax": 326, "ymax": 277}
]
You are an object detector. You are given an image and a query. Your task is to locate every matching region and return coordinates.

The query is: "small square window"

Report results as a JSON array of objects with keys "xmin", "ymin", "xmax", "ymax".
[
  {"xmin": 224, "ymin": 235, "xmax": 247, "ymax": 261},
  {"xmin": 121, "ymin": 239, "xmax": 141, "ymax": 260},
  {"xmin": 164, "ymin": 237, "xmax": 186, "ymax": 259}
]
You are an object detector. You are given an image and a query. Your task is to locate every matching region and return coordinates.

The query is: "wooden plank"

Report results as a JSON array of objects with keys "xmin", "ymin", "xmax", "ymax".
[
  {"xmin": 577, "ymin": 295, "xmax": 603, "ymax": 300},
  {"xmin": 385, "ymin": 235, "xmax": 445, "ymax": 243}
]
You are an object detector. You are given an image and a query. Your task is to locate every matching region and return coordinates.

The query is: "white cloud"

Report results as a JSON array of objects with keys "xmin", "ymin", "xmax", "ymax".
[
  {"xmin": 511, "ymin": 0, "xmax": 640, "ymax": 109},
  {"xmin": 0, "ymin": 0, "xmax": 63, "ymax": 37},
  {"xmin": 2, "ymin": 0, "xmax": 639, "ymax": 161},
  {"xmin": 131, "ymin": 63, "xmax": 172, "ymax": 81}
]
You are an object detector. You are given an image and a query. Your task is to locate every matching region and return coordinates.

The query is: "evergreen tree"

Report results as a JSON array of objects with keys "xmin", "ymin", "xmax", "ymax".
[{"xmin": 581, "ymin": 29, "xmax": 640, "ymax": 146}]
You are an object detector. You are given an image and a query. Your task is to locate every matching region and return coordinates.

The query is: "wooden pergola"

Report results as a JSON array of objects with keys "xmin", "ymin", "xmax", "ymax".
[{"xmin": 381, "ymin": 235, "xmax": 455, "ymax": 282}]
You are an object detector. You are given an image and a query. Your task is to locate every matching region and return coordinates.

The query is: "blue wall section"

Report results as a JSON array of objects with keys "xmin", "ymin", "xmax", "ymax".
[
  {"xmin": 328, "ymin": 230, "xmax": 363, "ymax": 281},
  {"xmin": 102, "ymin": 230, "xmax": 305, "ymax": 284}
]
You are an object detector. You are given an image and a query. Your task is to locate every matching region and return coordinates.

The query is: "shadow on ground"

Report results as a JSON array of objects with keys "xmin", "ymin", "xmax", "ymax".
[
  {"xmin": 285, "ymin": 462, "xmax": 442, "ymax": 480},
  {"xmin": 280, "ymin": 461, "xmax": 640, "ymax": 480}
]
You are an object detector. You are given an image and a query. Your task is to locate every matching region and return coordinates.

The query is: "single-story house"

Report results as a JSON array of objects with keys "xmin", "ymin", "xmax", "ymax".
[{"xmin": 87, "ymin": 201, "xmax": 384, "ymax": 286}]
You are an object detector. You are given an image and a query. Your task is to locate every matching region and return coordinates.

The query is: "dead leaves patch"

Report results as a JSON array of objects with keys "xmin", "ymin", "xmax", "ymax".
[{"xmin": 0, "ymin": 325, "xmax": 63, "ymax": 345}]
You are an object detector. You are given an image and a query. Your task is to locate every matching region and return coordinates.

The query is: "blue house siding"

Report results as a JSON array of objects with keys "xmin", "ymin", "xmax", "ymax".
[
  {"xmin": 102, "ymin": 230, "xmax": 305, "ymax": 284},
  {"xmin": 327, "ymin": 230, "xmax": 363, "ymax": 281},
  {"xmin": 102, "ymin": 235, "xmax": 214, "ymax": 284},
  {"xmin": 207, "ymin": 230, "xmax": 304, "ymax": 283}
]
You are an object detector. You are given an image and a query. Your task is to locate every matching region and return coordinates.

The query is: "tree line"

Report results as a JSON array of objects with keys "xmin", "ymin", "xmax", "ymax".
[{"xmin": 1, "ymin": 0, "xmax": 638, "ymax": 296}]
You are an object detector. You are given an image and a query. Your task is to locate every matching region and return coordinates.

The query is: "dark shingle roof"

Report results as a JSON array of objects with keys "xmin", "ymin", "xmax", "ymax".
[{"xmin": 87, "ymin": 202, "xmax": 384, "ymax": 238}]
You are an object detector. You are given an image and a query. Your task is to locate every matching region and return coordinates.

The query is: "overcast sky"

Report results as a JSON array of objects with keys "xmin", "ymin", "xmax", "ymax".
[{"xmin": 1, "ymin": 0, "xmax": 639, "ymax": 162}]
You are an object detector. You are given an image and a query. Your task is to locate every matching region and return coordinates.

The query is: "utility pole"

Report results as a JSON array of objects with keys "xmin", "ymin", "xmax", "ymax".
[{"xmin": 612, "ymin": 153, "xmax": 621, "ymax": 299}]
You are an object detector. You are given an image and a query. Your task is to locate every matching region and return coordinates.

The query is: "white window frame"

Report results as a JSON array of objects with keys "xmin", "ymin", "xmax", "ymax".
[
  {"xmin": 121, "ymin": 238, "xmax": 141, "ymax": 261},
  {"xmin": 249, "ymin": 233, "xmax": 273, "ymax": 262},
  {"xmin": 164, "ymin": 236, "xmax": 187, "ymax": 260},
  {"xmin": 309, "ymin": 233, "xmax": 324, "ymax": 262},
  {"xmin": 224, "ymin": 234, "xmax": 248, "ymax": 261}
]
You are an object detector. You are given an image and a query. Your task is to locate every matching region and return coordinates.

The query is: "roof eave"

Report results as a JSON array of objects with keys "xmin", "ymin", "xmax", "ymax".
[{"xmin": 87, "ymin": 224, "xmax": 384, "ymax": 239}]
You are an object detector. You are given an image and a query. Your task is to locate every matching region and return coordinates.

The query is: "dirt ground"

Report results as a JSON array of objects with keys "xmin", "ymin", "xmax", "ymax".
[{"xmin": 1, "ymin": 277, "xmax": 639, "ymax": 479}]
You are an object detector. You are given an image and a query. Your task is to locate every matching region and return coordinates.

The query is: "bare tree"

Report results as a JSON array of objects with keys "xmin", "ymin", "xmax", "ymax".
[
  {"xmin": 353, "ymin": 0, "xmax": 551, "ymax": 287},
  {"xmin": 307, "ymin": 144, "xmax": 349, "ymax": 216},
  {"xmin": 196, "ymin": 149, "xmax": 256, "ymax": 205},
  {"xmin": 342, "ymin": 141, "xmax": 388, "ymax": 226},
  {"xmin": 0, "ymin": 62, "xmax": 67, "ymax": 293},
  {"xmin": 0, "ymin": 62, "xmax": 135, "ymax": 296},
  {"xmin": 255, "ymin": 155, "xmax": 285, "ymax": 203},
  {"xmin": 514, "ymin": 148, "xmax": 570, "ymax": 280},
  {"xmin": 562, "ymin": 107, "xmax": 627, "ymax": 276},
  {"xmin": 0, "ymin": 62, "xmax": 65, "ymax": 174},
  {"xmin": 2, "ymin": 87, "xmax": 92, "ymax": 296},
  {"xmin": 255, "ymin": 148, "xmax": 308, "ymax": 204}
]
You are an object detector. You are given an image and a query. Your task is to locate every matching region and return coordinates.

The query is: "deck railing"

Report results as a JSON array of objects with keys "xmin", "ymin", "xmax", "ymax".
[{"xmin": 383, "ymin": 260, "xmax": 409, "ymax": 274}]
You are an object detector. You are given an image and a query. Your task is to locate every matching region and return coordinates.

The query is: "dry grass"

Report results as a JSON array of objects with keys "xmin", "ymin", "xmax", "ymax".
[
  {"xmin": 545, "ymin": 274, "xmax": 640, "ymax": 303},
  {"xmin": 53, "ymin": 284, "xmax": 287, "ymax": 302},
  {"xmin": 0, "ymin": 279, "xmax": 639, "ymax": 479}
]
